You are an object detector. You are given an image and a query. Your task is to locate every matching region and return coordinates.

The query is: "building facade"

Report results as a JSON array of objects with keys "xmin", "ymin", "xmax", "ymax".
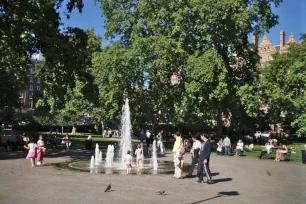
[
  {"xmin": 19, "ymin": 54, "xmax": 43, "ymax": 110},
  {"xmin": 255, "ymin": 30, "xmax": 298, "ymax": 64}
]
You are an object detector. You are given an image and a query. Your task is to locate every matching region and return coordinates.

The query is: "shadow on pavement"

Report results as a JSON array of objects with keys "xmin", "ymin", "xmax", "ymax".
[
  {"xmin": 190, "ymin": 191, "xmax": 239, "ymax": 204},
  {"xmin": 213, "ymin": 178, "xmax": 232, "ymax": 183}
]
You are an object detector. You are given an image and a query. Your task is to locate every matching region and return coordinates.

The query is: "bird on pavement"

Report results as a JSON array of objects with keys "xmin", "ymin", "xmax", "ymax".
[
  {"xmin": 105, "ymin": 183, "xmax": 111, "ymax": 192},
  {"xmin": 156, "ymin": 190, "xmax": 165, "ymax": 195}
]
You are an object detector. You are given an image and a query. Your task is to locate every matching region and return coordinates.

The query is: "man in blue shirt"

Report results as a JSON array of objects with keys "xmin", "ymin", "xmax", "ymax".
[{"xmin": 197, "ymin": 133, "xmax": 213, "ymax": 184}]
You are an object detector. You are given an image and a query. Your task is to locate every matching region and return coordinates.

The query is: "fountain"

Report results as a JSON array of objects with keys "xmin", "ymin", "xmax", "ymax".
[
  {"xmin": 105, "ymin": 145, "xmax": 114, "ymax": 167},
  {"xmin": 95, "ymin": 143, "xmax": 100, "ymax": 165},
  {"xmin": 119, "ymin": 99, "xmax": 132, "ymax": 169},
  {"xmin": 90, "ymin": 156, "xmax": 94, "ymax": 169},
  {"xmin": 99, "ymin": 151, "xmax": 103, "ymax": 163},
  {"xmin": 68, "ymin": 98, "xmax": 175, "ymax": 174},
  {"xmin": 151, "ymin": 140, "xmax": 158, "ymax": 171}
]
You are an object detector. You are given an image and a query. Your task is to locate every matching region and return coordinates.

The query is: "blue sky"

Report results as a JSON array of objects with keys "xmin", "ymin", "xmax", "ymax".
[{"xmin": 60, "ymin": 0, "xmax": 306, "ymax": 47}]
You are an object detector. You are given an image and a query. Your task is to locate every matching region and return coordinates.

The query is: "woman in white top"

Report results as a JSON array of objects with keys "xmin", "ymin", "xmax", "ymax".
[
  {"xmin": 24, "ymin": 138, "xmax": 37, "ymax": 167},
  {"xmin": 235, "ymin": 139, "xmax": 244, "ymax": 157}
]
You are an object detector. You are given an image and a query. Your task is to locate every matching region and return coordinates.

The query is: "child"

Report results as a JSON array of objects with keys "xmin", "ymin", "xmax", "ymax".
[
  {"xmin": 24, "ymin": 138, "xmax": 37, "ymax": 167},
  {"xmin": 37, "ymin": 135, "xmax": 45, "ymax": 165},
  {"xmin": 290, "ymin": 146, "xmax": 296, "ymax": 154},
  {"xmin": 124, "ymin": 150, "xmax": 132, "ymax": 174},
  {"xmin": 63, "ymin": 135, "xmax": 71, "ymax": 150},
  {"xmin": 135, "ymin": 144, "xmax": 143, "ymax": 173}
]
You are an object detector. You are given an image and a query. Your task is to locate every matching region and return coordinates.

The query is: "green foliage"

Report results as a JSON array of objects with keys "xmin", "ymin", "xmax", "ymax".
[
  {"xmin": 0, "ymin": 0, "xmax": 87, "ymax": 108},
  {"xmin": 97, "ymin": 0, "xmax": 282, "ymax": 133},
  {"xmin": 261, "ymin": 37, "xmax": 306, "ymax": 136}
]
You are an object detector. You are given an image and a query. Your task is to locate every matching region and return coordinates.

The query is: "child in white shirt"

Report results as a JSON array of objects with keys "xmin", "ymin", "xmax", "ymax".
[{"xmin": 24, "ymin": 138, "xmax": 37, "ymax": 167}]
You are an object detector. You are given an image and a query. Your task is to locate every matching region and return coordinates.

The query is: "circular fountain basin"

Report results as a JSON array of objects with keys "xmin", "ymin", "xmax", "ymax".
[{"xmin": 68, "ymin": 159, "xmax": 175, "ymax": 175}]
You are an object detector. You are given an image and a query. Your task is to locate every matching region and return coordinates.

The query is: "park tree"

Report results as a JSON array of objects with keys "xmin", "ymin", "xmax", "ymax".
[
  {"xmin": 99, "ymin": 0, "xmax": 282, "ymax": 134},
  {"xmin": 0, "ymin": 0, "xmax": 89, "ymax": 108},
  {"xmin": 260, "ymin": 35, "xmax": 306, "ymax": 136}
]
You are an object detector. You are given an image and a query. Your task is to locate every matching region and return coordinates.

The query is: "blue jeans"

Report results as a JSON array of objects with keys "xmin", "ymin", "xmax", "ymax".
[{"xmin": 224, "ymin": 146, "xmax": 231, "ymax": 155}]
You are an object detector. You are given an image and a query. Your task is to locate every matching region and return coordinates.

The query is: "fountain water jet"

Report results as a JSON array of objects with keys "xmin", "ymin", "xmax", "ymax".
[
  {"xmin": 105, "ymin": 145, "xmax": 114, "ymax": 167},
  {"xmin": 99, "ymin": 151, "xmax": 103, "ymax": 163},
  {"xmin": 95, "ymin": 143, "xmax": 100, "ymax": 165},
  {"xmin": 119, "ymin": 99, "xmax": 132, "ymax": 169},
  {"xmin": 90, "ymin": 156, "xmax": 95, "ymax": 168},
  {"xmin": 151, "ymin": 140, "xmax": 158, "ymax": 171}
]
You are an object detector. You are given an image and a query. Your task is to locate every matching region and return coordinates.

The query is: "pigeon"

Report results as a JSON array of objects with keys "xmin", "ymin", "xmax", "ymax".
[
  {"xmin": 156, "ymin": 190, "xmax": 165, "ymax": 195},
  {"xmin": 105, "ymin": 183, "xmax": 111, "ymax": 192},
  {"xmin": 266, "ymin": 170, "xmax": 271, "ymax": 176}
]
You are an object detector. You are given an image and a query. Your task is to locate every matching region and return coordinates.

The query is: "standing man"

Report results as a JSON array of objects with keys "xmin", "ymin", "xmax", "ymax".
[
  {"xmin": 146, "ymin": 130, "xmax": 151, "ymax": 146},
  {"xmin": 139, "ymin": 130, "xmax": 145, "ymax": 143},
  {"xmin": 186, "ymin": 135, "xmax": 201, "ymax": 177},
  {"xmin": 156, "ymin": 130, "xmax": 164, "ymax": 154},
  {"xmin": 172, "ymin": 132, "xmax": 183, "ymax": 179},
  {"xmin": 198, "ymin": 133, "xmax": 213, "ymax": 184},
  {"xmin": 223, "ymin": 135, "xmax": 231, "ymax": 156}
]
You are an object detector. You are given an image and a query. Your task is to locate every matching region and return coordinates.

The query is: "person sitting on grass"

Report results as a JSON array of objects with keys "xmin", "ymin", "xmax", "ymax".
[
  {"xmin": 275, "ymin": 144, "xmax": 287, "ymax": 162},
  {"xmin": 290, "ymin": 146, "xmax": 296, "ymax": 154},
  {"xmin": 234, "ymin": 139, "xmax": 244, "ymax": 157}
]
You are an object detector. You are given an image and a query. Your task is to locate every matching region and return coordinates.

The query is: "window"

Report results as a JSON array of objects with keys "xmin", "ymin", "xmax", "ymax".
[
  {"xmin": 19, "ymin": 92, "xmax": 23, "ymax": 98},
  {"xmin": 36, "ymin": 86, "xmax": 40, "ymax": 91},
  {"xmin": 29, "ymin": 76, "xmax": 33, "ymax": 82},
  {"xmin": 29, "ymin": 92, "xmax": 33, "ymax": 99},
  {"xmin": 29, "ymin": 85, "xmax": 33, "ymax": 91},
  {"xmin": 37, "ymin": 77, "xmax": 40, "ymax": 84}
]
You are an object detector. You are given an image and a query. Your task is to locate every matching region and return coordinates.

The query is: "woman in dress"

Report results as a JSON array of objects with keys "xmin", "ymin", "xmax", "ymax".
[{"xmin": 275, "ymin": 144, "xmax": 287, "ymax": 162}]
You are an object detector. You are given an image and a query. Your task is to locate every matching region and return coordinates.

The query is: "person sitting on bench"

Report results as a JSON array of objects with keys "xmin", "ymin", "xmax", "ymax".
[
  {"xmin": 234, "ymin": 139, "xmax": 244, "ymax": 157},
  {"xmin": 259, "ymin": 143, "xmax": 274, "ymax": 159}
]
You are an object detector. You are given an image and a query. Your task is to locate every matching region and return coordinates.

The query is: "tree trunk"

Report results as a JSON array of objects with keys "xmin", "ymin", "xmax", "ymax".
[
  {"xmin": 217, "ymin": 103, "xmax": 223, "ymax": 138},
  {"xmin": 97, "ymin": 120, "xmax": 103, "ymax": 135},
  {"xmin": 61, "ymin": 126, "xmax": 64, "ymax": 136}
]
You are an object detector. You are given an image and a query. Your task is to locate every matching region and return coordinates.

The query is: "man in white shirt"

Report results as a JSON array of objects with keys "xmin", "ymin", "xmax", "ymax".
[
  {"xmin": 187, "ymin": 135, "xmax": 201, "ymax": 177},
  {"xmin": 146, "ymin": 130, "xmax": 151, "ymax": 147}
]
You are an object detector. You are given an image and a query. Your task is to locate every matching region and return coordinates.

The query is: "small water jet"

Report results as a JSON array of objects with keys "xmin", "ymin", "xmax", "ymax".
[
  {"xmin": 99, "ymin": 151, "xmax": 103, "ymax": 163},
  {"xmin": 90, "ymin": 156, "xmax": 94, "ymax": 169},
  {"xmin": 95, "ymin": 143, "xmax": 100, "ymax": 165},
  {"xmin": 151, "ymin": 140, "xmax": 158, "ymax": 171},
  {"xmin": 105, "ymin": 145, "xmax": 114, "ymax": 167}
]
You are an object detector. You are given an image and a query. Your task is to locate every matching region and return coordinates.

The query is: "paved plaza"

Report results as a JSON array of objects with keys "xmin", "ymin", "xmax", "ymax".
[{"xmin": 0, "ymin": 149, "xmax": 305, "ymax": 204}]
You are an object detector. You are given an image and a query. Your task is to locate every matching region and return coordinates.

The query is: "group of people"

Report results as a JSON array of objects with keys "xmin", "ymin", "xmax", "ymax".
[
  {"xmin": 123, "ymin": 144, "xmax": 144, "ymax": 174},
  {"xmin": 24, "ymin": 135, "xmax": 46, "ymax": 167},
  {"xmin": 172, "ymin": 132, "xmax": 213, "ymax": 184},
  {"xmin": 258, "ymin": 140, "xmax": 295, "ymax": 161},
  {"xmin": 103, "ymin": 129, "xmax": 120, "ymax": 138},
  {"xmin": 216, "ymin": 136, "xmax": 244, "ymax": 157}
]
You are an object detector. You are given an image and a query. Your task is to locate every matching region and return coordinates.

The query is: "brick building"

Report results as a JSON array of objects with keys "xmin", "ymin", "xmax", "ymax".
[
  {"xmin": 254, "ymin": 30, "xmax": 298, "ymax": 64},
  {"xmin": 19, "ymin": 54, "xmax": 43, "ymax": 110}
]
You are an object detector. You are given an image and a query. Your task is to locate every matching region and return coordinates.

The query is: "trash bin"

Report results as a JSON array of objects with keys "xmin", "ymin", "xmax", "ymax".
[{"xmin": 302, "ymin": 150, "xmax": 306, "ymax": 164}]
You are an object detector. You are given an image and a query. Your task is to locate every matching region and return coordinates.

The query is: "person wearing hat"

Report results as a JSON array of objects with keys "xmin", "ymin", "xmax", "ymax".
[{"xmin": 198, "ymin": 133, "xmax": 213, "ymax": 184}]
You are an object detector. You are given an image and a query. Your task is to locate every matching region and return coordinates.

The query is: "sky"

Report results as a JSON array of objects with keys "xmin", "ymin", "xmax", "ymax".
[{"xmin": 60, "ymin": 0, "xmax": 306, "ymax": 47}]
